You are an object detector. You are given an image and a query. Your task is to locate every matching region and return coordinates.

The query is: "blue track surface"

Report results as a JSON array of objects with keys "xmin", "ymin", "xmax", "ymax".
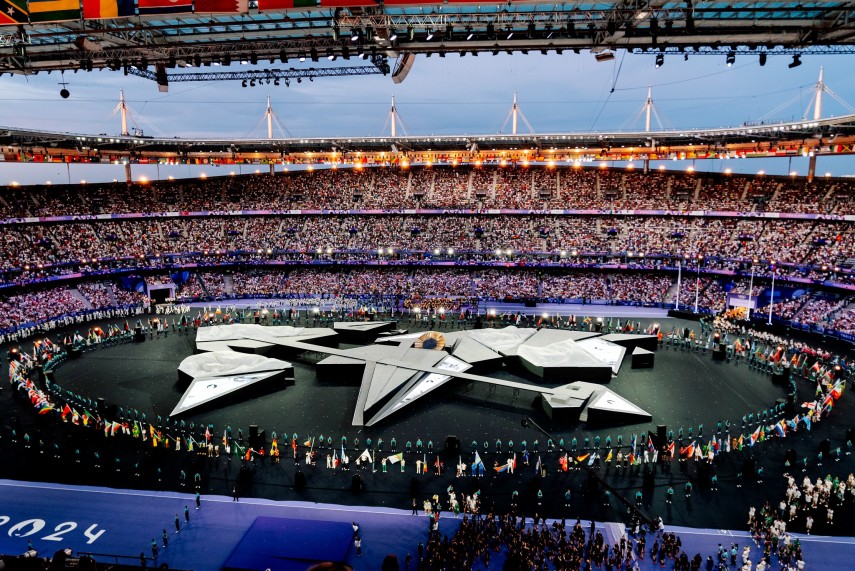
[{"xmin": 1, "ymin": 479, "xmax": 854, "ymax": 570}]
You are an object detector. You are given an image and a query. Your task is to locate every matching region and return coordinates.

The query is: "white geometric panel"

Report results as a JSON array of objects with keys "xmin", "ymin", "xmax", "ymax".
[
  {"xmin": 577, "ymin": 337, "xmax": 627, "ymax": 375},
  {"xmin": 467, "ymin": 326, "xmax": 536, "ymax": 355},
  {"xmin": 517, "ymin": 337, "xmax": 608, "ymax": 370},
  {"xmin": 178, "ymin": 351, "xmax": 290, "ymax": 379},
  {"xmin": 587, "ymin": 388, "xmax": 651, "ymax": 417},
  {"xmin": 171, "ymin": 371, "xmax": 282, "ymax": 416},
  {"xmin": 367, "ymin": 354, "xmax": 471, "ymax": 426},
  {"xmin": 195, "ymin": 324, "xmax": 307, "ymax": 344}
]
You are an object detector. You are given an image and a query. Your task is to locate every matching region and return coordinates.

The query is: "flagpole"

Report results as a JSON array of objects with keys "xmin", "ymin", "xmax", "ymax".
[
  {"xmin": 675, "ymin": 260, "xmax": 681, "ymax": 310},
  {"xmin": 694, "ymin": 255, "xmax": 702, "ymax": 314},
  {"xmin": 768, "ymin": 264, "xmax": 776, "ymax": 326}
]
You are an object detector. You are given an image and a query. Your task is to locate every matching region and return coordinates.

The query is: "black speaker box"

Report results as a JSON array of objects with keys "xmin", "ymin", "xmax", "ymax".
[
  {"xmin": 656, "ymin": 425, "xmax": 667, "ymax": 444},
  {"xmin": 445, "ymin": 435, "xmax": 460, "ymax": 454},
  {"xmin": 821, "ymin": 439, "xmax": 831, "ymax": 455}
]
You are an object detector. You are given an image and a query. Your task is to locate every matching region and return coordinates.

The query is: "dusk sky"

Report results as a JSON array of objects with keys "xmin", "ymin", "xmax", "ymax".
[{"xmin": 2, "ymin": 50, "xmax": 855, "ymax": 184}]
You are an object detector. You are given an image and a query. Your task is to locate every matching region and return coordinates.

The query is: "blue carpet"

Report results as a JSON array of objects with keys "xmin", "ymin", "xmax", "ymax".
[
  {"xmin": 223, "ymin": 517, "xmax": 353, "ymax": 571},
  {"xmin": 1, "ymin": 479, "xmax": 854, "ymax": 571}
]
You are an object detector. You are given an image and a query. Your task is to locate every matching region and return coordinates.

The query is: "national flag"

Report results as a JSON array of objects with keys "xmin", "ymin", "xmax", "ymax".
[
  {"xmin": 830, "ymin": 381, "xmax": 844, "ymax": 400},
  {"xmin": 149, "ymin": 424, "xmax": 156, "ymax": 439},
  {"xmin": 666, "ymin": 441, "xmax": 675, "ymax": 456},
  {"xmin": 387, "ymin": 452, "xmax": 403, "ymax": 464},
  {"xmin": 359, "ymin": 449, "xmax": 372, "ymax": 463},
  {"xmin": 630, "ymin": 433, "xmax": 637, "ymax": 454},
  {"xmin": 38, "ymin": 404, "xmax": 54, "ymax": 415},
  {"xmin": 304, "ymin": 439, "xmax": 312, "ymax": 447},
  {"xmin": 535, "ymin": 455, "xmax": 541, "ymax": 473},
  {"xmin": 423, "ymin": 454, "xmax": 427, "ymax": 473},
  {"xmin": 628, "ymin": 452, "xmax": 635, "ymax": 465},
  {"xmin": 605, "ymin": 449, "xmax": 613, "ymax": 462},
  {"xmin": 61, "ymin": 403, "xmax": 71, "ymax": 419},
  {"xmin": 774, "ymin": 422, "xmax": 786, "ymax": 438},
  {"xmin": 137, "ymin": 0, "xmax": 191, "ymax": 14},
  {"xmin": 575, "ymin": 453, "xmax": 590, "ymax": 463},
  {"xmin": 512, "ymin": 453, "xmax": 517, "ymax": 470},
  {"xmin": 223, "ymin": 430, "xmax": 228, "ymax": 447},
  {"xmin": 494, "ymin": 464, "xmax": 508, "ymax": 473},
  {"xmin": 205, "ymin": 426, "xmax": 211, "ymax": 442},
  {"xmin": 474, "ymin": 450, "xmax": 482, "ymax": 466},
  {"xmin": 803, "ymin": 414, "xmax": 811, "ymax": 431},
  {"xmin": 647, "ymin": 435, "xmax": 655, "ymax": 454},
  {"xmin": 588, "ymin": 454, "xmax": 596, "ymax": 466},
  {"xmin": 132, "ymin": 423, "xmax": 140, "ymax": 438},
  {"xmin": 0, "ymin": 0, "xmax": 27, "ymax": 24},
  {"xmin": 82, "ymin": 0, "xmax": 132, "ymax": 19},
  {"xmin": 28, "ymin": 0, "xmax": 80, "ymax": 22},
  {"xmin": 737, "ymin": 435, "xmax": 744, "ymax": 450},
  {"xmin": 749, "ymin": 426, "xmax": 761, "ymax": 446},
  {"xmin": 194, "ymin": 0, "xmax": 247, "ymax": 13}
]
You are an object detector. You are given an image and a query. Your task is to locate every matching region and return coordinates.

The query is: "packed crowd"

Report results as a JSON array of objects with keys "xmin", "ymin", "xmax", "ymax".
[
  {"xmin": 1, "ymin": 165, "xmax": 853, "ymax": 217},
  {"xmin": 0, "ymin": 213, "xmax": 851, "ymax": 276}
]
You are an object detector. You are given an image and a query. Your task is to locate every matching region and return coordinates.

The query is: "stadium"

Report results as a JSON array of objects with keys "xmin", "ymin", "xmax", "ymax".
[{"xmin": 2, "ymin": 2, "xmax": 855, "ymax": 571}]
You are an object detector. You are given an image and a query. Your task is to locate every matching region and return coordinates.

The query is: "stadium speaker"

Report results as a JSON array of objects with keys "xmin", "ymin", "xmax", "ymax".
[
  {"xmin": 846, "ymin": 428, "xmax": 855, "ymax": 443},
  {"xmin": 657, "ymin": 425, "xmax": 667, "ymax": 444},
  {"xmin": 249, "ymin": 425, "xmax": 260, "ymax": 449},
  {"xmin": 786, "ymin": 393, "xmax": 796, "ymax": 414},
  {"xmin": 155, "ymin": 63, "xmax": 169, "ymax": 93},
  {"xmin": 409, "ymin": 477, "xmax": 420, "ymax": 497},
  {"xmin": 524, "ymin": 300, "xmax": 537, "ymax": 308},
  {"xmin": 96, "ymin": 397, "xmax": 106, "ymax": 413},
  {"xmin": 445, "ymin": 435, "xmax": 460, "ymax": 454},
  {"xmin": 351, "ymin": 473, "xmax": 363, "ymax": 493},
  {"xmin": 294, "ymin": 469, "xmax": 306, "ymax": 490},
  {"xmin": 785, "ymin": 449, "xmax": 797, "ymax": 465},
  {"xmin": 474, "ymin": 316, "xmax": 484, "ymax": 329},
  {"xmin": 391, "ymin": 52, "xmax": 416, "ymax": 84},
  {"xmin": 821, "ymin": 439, "xmax": 831, "ymax": 456}
]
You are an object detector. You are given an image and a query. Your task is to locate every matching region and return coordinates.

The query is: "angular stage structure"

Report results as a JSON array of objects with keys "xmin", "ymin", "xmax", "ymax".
[
  {"xmin": 173, "ymin": 351, "xmax": 293, "ymax": 416},
  {"xmin": 332, "ymin": 321, "xmax": 397, "ymax": 343},
  {"xmin": 187, "ymin": 324, "xmax": 654, "ymax": 428},
  {"xmin": 194, "ymin": 324, "xmax": 339, "ymax": 358},
  {"xmin": 542, "ymin": 381, "xmax": 652, "ymax": 424},
  {"xmin": 517, "ymin": 329, "xmax": 623, "ymax": 382},
  {"xmin": 601, "ymin": 333, "xmax": 659, "ymax": 352}
]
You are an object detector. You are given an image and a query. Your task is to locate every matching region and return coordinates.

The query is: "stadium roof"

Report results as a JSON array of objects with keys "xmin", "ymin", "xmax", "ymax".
[
  {"xmin": 3, "ymin": 1, "xmax": 855, "ymax": 80},
  {"xmin": 2, "ymin": 111, "xmax": 855, "ymax": 162}
]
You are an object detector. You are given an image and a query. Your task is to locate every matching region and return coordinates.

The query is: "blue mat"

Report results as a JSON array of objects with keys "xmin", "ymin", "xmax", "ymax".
[{"xmin": 223, "ymin": 517, "xmax": 353, "ymax": 571}]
